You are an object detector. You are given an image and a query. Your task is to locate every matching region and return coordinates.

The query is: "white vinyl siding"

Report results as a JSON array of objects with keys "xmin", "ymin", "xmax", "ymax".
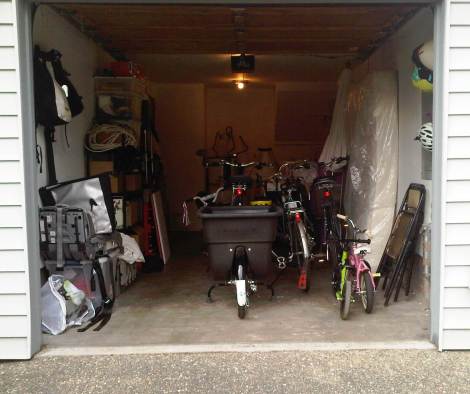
[
  {"xmin": 1, "ymin": 0, "xmax": 468, "ymax": 357},
  {"xmin": 442, "ymin": 0, "xmax": 470, "ymax": 349},
  {"xmin": 0, "ymin": 0, "xmax": 32, "ymax": 359}
]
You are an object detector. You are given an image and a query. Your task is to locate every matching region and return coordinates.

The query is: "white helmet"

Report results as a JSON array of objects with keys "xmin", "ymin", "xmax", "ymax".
[
  {"xmin": 416, "ymin": 41, "xmax": 434, "ymax": 71},
  {"xmin": 415, "ymin": 122, "xmax": 433, "ymax": 151}
]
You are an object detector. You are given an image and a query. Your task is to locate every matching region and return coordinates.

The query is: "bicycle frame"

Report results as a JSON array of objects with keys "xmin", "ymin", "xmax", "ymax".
[
  {"xmin": 269, "ymin": 163, "xmax": 314, "ymax": 274},
  {"xmin": 336, "ymin": 216, "xmax": 375, "ymax": 301},
  {"xmin": 351, "ymin": 247, "xmax": 376, "ymax": 292},
  {"xmin": 284, "ymin": 201, "xmax": 310, "ymax": 263}
]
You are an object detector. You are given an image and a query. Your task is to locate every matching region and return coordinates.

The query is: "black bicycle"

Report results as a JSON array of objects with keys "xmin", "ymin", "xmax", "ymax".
[
  {"xmin": 269, "ymin": 161, "xmax": 316, "ymax": 291},
  {"xmin": 312, "ymin": 157, "xmax": 347, "ymax": 267}
]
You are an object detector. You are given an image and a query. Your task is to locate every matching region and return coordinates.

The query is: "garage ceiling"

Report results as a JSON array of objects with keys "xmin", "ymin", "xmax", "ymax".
[{"xmin": 53, "ymin": 4, "xmax": 422, "ymax": 57}]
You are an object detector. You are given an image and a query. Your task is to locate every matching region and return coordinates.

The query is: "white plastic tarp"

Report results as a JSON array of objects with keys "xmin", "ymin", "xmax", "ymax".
[
  {"xmin": 344, "ymin": 71, "xmax": 398, "ymax": 270},
  {"xmin": 319, "ymin": 68, "xmax": 351, "ymax": 163}
]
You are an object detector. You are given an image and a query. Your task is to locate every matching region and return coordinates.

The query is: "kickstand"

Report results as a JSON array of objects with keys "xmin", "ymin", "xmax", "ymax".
[
  {"xmin": 266, "ymin": 284, "xmax": 275, "ymax": 300},
  {"xmin": 267, "ymin": 270, "xmax": 284, "ymax": 299},
  {"xmin": 207, "ymin": 283, "xmax": 227, "ymax": 303}
]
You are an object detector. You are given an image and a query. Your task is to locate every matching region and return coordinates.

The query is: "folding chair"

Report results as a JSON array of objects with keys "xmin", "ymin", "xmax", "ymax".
[{"xmin": 376, "ymin": 183, "xmax": 426, "ymax": 306}]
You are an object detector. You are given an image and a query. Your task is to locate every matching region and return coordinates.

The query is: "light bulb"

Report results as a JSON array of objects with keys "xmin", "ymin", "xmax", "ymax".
[{"xmin": 236, "ymin": 81, "xmax": 245, "ymax": 90}]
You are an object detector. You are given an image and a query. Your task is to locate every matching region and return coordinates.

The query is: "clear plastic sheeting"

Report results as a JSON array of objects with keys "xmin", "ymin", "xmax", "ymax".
[
  {"xmin": 319, "ymin": 68, "xmax": 351, "ymax": 164},
  {"xmin": 344, "ymin": 71, "xmax": 398, "ymax": 270}
]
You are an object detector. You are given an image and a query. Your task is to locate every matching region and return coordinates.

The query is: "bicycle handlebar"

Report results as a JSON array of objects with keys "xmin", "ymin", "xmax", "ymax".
[
  {"xmin": 318, "ymin": 156, "xmax": 348, "ymax": 167},
  {"xmin": 337, "ymin": 213, "xmax": 356, "ymax": 229},
  {"xmin": 341, "ymin": 238, "xmax": 371, "ymax": 244},
  {"xmin": 337, "ymin": 213, "xmax": 371, "ymax": 242},
  {"xmin": 278, "ymin": 160, "xmax": 311, "ymax": 173},
  {"xmin": 222, "ymin": 160, "xmax": 256, "ymax": 168},
  {"xmin": 204, "ymin": 159, "xmax": 271, "ymax": 169},
  {"xmin": 188, "ymin": 187, "xmax": 224, "ymax": 206}
]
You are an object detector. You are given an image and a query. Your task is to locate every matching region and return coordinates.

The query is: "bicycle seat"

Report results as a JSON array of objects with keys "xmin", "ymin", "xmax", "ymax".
[{"xmin": 313, "ymin": 176, "xmax": 336, "ymax": 188}]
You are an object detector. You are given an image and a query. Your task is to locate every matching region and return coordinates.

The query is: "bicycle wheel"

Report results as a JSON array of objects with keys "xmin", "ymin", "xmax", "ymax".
[
  {"xmin": 236, "ymin": 264, "xmax": 247, "ymax": 319},
  {"xmin": 238, "ymin": 305, "xmax": 246, "ymax": 319},
  {"xmin": 340, "ymin": 278, "xmax": 352, "ymax": 320},
  {"xmin": 325, "ymin": 206, "xmax": 339, "ymax": 264},
  {"xmin": 294, "ymin": 220, "xmax": 311, "ymax": 292},
  {"xmin": 326, "ymin": 238, "xmax": 338, "ymax": 267},
  {"xmin": 360, "ymin": 271, "xmax": 375, "ymax": 314}
]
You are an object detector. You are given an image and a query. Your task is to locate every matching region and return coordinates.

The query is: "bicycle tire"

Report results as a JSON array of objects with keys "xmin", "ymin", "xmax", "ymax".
[
  {"xmin": 237, "ymin": 264, "xmax": 248, "ymax": 319},
  {"xmin": 295, "ymin": 220, "xmax": 311, "ymax": 292},
  {"xmin": 340, "ymin": 278, "xmax": 352, "ymax": 320},
  {"xmin": 360, "ymin": 271, "xmax": 375, "ymax": 314},
  {"xmin": 327, "ymin": 238, "xmax": 338, "ymax": 267}
]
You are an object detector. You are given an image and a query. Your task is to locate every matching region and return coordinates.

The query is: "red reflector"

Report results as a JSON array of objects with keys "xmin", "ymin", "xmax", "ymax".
[
  {"xmin": 295, "ymin": 212, "xmax": 302, "ymax": 223},
  {"xmin": 323, "ymin": 190, "xmax": 331, "ymax": 198},
  {"xmin": 235, "ymin": 188, "xmax": 244, "ymax": 196}
]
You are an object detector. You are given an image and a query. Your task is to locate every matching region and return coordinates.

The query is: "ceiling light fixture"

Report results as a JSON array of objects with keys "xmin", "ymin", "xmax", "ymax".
[{"xmin": 234, "ymin": 74, "xmax": 246, "ymax": 90}]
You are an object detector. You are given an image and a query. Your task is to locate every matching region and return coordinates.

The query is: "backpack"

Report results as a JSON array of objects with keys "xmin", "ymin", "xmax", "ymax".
[{"xmin": 33, "ymin": 46, "xmax": 84, "ymax": 185}]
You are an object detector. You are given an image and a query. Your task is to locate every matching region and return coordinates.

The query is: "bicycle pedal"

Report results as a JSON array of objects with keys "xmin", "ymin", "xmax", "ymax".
[{"xmin": 373, "ymin": 273, "xmax": 381, "ymax": 277}]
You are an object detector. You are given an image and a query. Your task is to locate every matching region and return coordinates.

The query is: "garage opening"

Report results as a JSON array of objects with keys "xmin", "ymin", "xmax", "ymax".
[{"xmin": 33, "ymin": 3, "xmax": 434, "ymax": 348}]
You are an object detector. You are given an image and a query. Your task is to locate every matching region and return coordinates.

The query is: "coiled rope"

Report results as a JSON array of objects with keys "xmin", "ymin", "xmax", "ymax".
[{"xmin": 85, "ymin": 123, "xmax": 138, "ymax": 152}]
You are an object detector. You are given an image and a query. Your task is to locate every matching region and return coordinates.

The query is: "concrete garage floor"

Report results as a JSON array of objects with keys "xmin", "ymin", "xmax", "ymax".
[{"xmin": 43, "ymin": 233, "xmax": 430, "ymax": 349}]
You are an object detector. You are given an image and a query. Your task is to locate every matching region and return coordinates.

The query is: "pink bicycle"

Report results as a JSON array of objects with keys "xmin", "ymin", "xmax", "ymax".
[{"xmin": 332, "ymin": 214, "xmax": 376, "ymax": 320}]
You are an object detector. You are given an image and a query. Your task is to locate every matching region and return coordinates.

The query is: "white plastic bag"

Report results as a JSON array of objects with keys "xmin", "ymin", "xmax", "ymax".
[
  {"xmin": 119, "ymin": 233, "xmax": 145, "ymax": 264},
  {"xmin": 41, "ymin": 275, "xmax": 95, "ymax": 335}
]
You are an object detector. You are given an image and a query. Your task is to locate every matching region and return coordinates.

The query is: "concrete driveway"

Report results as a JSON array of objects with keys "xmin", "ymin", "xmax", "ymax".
[{"xmin": 1, "ymin": 349, "xmax": 469, "ymax": 393}]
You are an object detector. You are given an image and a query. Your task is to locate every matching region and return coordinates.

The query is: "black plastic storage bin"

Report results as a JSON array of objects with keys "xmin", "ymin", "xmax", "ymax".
[{"xmin": 199, "ymin": 205, "xmax": 282, "ymax": 281}]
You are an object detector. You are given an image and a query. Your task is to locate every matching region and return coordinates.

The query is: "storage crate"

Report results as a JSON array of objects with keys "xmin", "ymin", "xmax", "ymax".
[
  {"xmin": 199, "ymin": 206, "xmax": 282, "ymax": 281},
  {"xmin": 95, "ymin": 76, "xmax": 147, "ymax": 97},
  {"xmin": 45, "ymin": 261, "xmax": 93, "ymax": 298},
  {"xmin": 96, "ymin": 92, "xmax": 143, "ymax": 121}
]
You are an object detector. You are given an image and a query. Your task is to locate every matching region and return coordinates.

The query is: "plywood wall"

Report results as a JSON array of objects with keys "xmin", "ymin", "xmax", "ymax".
[
  {"xmin": 153, "ymin": 83, "xmax": 335, "ymax": 231},
  {"xmin": 150, "ymin": 84, "xmax": 206, "ymax": 231},
  {"xmin": 205, "ymin": 86, "xmax": 276, "ymax": 162}
]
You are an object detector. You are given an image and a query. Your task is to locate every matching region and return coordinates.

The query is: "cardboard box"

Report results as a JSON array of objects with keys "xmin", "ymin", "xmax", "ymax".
[
  {"xmin": 89, "ymin": 160, "xmax": 113, "ymax": 176},
  {"xmin": 95, "ymin": 76, "xmax": 147, "ymax": 97},
  {"xmin": 125, "ymin": 174, "xmax": 142, "ymax": 192},
  {"xmin": 110, "ymin": 175, "xmax": 119, "ymax": 193},
  {"xmin": 131, "ymin": 225, "xmax": 145, "ymax": 251},
  {"xmin": 126, "ymin": 200, "xmax": 141, "ymax": 227}
]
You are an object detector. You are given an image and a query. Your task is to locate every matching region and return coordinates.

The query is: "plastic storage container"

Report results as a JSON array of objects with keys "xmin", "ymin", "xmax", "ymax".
[
  {"xmin": 46, "ymin": 261, "xmax": 94, "ymax": 297},
  {"xmin": 199, "ymin": 205, "xmax": 282, "ymax": 281}
]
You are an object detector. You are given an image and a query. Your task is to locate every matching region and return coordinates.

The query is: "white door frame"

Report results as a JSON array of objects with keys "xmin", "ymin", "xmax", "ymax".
[{"xmin": 15, "ymin": 0, "xmax": 446, "ymax": 354}]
